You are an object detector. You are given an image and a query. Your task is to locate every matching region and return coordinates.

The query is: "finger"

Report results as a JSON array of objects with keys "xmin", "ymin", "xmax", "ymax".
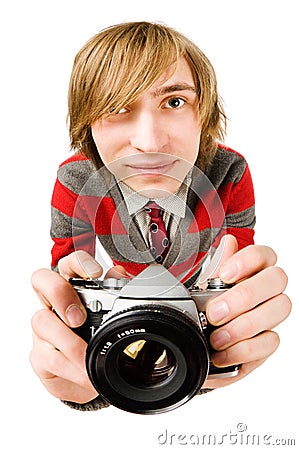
[
  {"xmin": 219, "ymin": 244, "xmax": 278, "ymax": 283},
  {"xmin": 38, "ymin": 376, "xmax": 98, "ymax": 404},
  {"xmin": 198, "ymin": 235, "xmax": 238, "ymax": 284},
  {"xmin": 58, "ymin": 250, "xmax": 103, "ymax": 280},
  {"xmin": 210, "ymin": 293, "xmax": 291, "ymax": 350},
  {"xmin": 31, "ymin": 269, "xmax": 87, "ymax": 327},
  {"xmin": 30, "ymin": 338, "xmax": 98, "ymax": 403},
  {"xmin": 206, "ymin": 265, "xmax": 288, "ymax": 326},
  {"xmin": 105, "ymin": 265, "xmax": 128, "ymax": 279},
  {"xmin": 202, "ymin": 358, "xmax": 267, "ymax": 389},
  {"xmin": 31, "ymin": 309, "xmax": 87, "ymax": 366},
  {"xmin": 211, "ymin": 330, "xmax": 280, "ymax": 367},
  {"xmin": 30, "ymin": 336, "xmax": 85, "ymax": 385}
]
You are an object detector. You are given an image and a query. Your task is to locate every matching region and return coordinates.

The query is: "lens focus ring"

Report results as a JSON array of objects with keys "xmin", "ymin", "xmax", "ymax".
[{"xmin": 86, "ymin": 303, "xmax": 210, "ymax": 414}]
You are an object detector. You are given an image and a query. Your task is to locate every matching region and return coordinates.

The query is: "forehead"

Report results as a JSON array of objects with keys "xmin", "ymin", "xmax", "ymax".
[{"xmin": 149, "ymin": 57, "xmax": 195, "ymax": 92}]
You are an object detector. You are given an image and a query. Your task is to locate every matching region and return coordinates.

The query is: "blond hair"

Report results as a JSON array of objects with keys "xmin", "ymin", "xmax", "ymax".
[{"xmin": 68, "ymin": 21, "xmax": 226, "ymax": 170}]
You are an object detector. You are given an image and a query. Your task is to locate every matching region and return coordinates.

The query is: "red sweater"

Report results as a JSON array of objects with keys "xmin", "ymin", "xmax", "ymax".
[{"xmin": 51, "ymin": 144, "xmax": 255, "ymax": 284}]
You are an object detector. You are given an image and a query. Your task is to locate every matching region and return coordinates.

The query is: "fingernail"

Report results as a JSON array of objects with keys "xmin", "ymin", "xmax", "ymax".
[
  {"xmin": 208, "ymin": 300, "xmax": 229, "ymax": 324},
  {"xmin": 82, "ymin": 259, "xmax": 102, "ymax": 277},
  {"xmin": 219, "ymin": 261, "xmax": 238, "ymax": 282},
  {"xmin": 66, "ymin": 304, "xmax": 86, "ymax": 327},
  {"xmin": 212, "ymin": 350, "xmax": 227, "ymax": 366},
  {"xmin": 210, "ymin": 330, "xmax": 230, "ymax": 349}
]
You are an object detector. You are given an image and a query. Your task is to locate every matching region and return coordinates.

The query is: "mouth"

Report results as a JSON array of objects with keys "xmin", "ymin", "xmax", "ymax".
[{"xmin": 126, "ymin": 160, "xmax": 177, "ymax": 175}]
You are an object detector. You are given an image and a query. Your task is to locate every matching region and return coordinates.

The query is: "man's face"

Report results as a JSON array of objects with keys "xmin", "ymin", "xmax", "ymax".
[{"xmin": 91, "ymin": 57, "xmax": 201, "ymax": 197}]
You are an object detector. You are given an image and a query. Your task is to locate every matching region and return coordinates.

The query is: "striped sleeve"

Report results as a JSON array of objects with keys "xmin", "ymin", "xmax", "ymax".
[
  {"xmin": 204, "ymin": 145, "xmax": 256, "ymax": 251},
  {"xmin": 225, "ymin": 162, "xmax": 255, "ymax": 248},
  {"xmin": 50, "ymin": 155, "xmax": 96, "ymax": 270}
]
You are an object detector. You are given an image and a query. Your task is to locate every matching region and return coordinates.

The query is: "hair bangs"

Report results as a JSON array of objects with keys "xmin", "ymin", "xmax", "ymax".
[{"xmin": 89, "ymin": 23, "xmax": 183, "ymax": 119}]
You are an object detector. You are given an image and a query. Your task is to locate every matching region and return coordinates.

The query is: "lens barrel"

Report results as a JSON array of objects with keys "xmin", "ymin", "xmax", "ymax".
[{"xmin": 86, "ymin": 304, "xmax": 209, "ymax": 414}]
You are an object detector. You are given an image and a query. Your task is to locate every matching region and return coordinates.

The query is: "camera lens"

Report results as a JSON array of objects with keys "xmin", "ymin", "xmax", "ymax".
[
  {"xmin": 86, "ymin": 304, "xmax": 209, "ymax": 414},
  {"xmin": 118, "ymin": 339, "xmax": 177, "ymax": 388}
]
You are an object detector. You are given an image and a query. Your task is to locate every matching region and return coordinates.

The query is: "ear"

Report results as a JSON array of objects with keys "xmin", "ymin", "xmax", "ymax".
[{"xmin": 197, "ymin": 234, "xmax": 238, "ymax": 285}]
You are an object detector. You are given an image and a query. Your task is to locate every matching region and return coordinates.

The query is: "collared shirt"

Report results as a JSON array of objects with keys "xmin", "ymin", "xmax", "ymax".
[{"xmin": 118, "ymin": 172, "xmax": 192, "ymax": 246}]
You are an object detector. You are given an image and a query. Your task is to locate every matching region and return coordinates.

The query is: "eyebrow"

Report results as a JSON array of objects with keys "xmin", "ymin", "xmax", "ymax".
[{"xmin": 152, "ymin": 83, "xmax": 197, "ymax": 97}]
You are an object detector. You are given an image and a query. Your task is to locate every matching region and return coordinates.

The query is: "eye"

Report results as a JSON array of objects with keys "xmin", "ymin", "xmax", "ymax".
[
  {"xmin": 116, "ymin": 107, "xmax": 129, "ymax": 114},
  {"xmin": 108, "ymin": 106, "xmax": 129, "ymax": 116},
  {"xmin": 164, "ymin": 97, "xmax": 186, "ymax": 109}
]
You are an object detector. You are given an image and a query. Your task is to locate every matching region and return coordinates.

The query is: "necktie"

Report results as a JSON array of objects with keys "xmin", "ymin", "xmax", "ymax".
[{"xmin": 145, "ymin": 202, "xmax": 169, "ymax": 263}]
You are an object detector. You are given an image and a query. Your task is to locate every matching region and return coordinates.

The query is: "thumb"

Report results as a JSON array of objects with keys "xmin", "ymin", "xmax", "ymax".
[
  {"xmin": 31, "ymin": 268, "xmax": 87, "ymax": 328},
  {"xmin": 105, "ymin": 265, "xmax": 128, "ymax": 279},
  {"xmin": 58, "ymin": 250, "xmax": 103, "ymax": 280},
  {"xmin": 197, "ymin": 234, "xmax": 238, "ymax": 285}
]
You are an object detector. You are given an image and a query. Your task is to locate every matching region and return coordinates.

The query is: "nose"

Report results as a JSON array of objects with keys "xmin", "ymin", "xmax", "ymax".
[{"xmin": 130, "ymin": 112, "xmax": 168, "ymax": 153}]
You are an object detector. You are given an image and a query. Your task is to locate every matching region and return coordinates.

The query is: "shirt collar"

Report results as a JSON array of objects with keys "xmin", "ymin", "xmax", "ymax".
[{"xmin": 118, "ymin": 171, "xmax": 192, "ymax": 219}]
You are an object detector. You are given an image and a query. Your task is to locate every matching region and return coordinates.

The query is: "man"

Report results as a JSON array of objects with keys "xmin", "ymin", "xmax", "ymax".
[{"xmin": 30, "ymin": 22, "xmax": 291, "ymax": 411}]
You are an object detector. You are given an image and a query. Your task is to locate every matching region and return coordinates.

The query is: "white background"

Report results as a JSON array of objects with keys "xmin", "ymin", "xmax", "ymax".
[{"xmin": 1, "ymin": 1, "xmax": 298, "ymax": 448}]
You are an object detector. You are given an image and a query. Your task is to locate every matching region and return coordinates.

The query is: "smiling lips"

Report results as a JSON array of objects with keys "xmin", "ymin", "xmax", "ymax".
[{"xmin": 126, "ymin": 160, "xmax": 177, "ymax": 175}]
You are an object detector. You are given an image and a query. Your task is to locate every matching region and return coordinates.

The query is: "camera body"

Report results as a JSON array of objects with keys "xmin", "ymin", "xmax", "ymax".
[{"xmin": 70, "ymin": 264, "xmax": 238, "ymax": 414}]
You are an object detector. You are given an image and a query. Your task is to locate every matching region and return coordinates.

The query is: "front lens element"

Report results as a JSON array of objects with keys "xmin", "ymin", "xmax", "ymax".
[{"xmin": 118, "ymin": 339, "xmax": 177, "ymax": 388}]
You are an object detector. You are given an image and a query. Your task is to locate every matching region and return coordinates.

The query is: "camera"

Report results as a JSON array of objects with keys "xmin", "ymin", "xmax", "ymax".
[{"xmin": 70, "ymin": 264, "xmax": 238, "ymax": 414}]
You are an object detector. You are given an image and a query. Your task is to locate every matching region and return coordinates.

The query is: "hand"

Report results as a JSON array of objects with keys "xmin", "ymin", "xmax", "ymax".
[
  {"xmin": 30, "ymin": 251, "xmax": 126, "ymax": 404},
  {"xmin": 30, "ymin": 241, "xmax": 291, "ymax": 402},
  {"xmin": 201, "ymin": 235, "xmax": 291, "ymax": 389}
]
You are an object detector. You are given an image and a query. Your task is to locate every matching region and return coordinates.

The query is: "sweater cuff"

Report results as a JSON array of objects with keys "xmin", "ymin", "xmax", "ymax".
[
  {"xmin": 61, "ymin": 395, "xmax": 110, "ymax": 411},
  {"xmin": 62, "ymin": 389, "xmax": 214, "ymax": 412},
  {"xmin": 197, "ymin": 388, "xmax": 214, "ymax": 395}
]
